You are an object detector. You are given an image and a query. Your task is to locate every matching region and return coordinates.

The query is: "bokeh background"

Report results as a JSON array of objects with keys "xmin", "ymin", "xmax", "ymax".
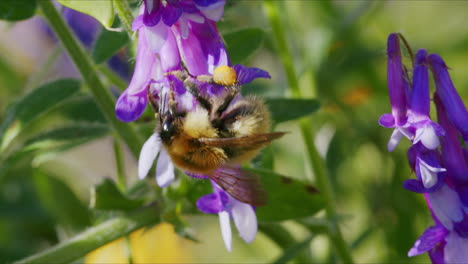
[{"xmin": 2, "ymin": 1, "xmax": 468, "ymax": 263}]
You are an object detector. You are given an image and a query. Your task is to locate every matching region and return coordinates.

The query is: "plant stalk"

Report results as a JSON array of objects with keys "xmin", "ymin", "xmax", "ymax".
[
  {"xmin": 263, "ymin": 1, "xmax": 354, "ymax": 263},
  {"xmin": 14, "ymin": 206, "xmax": 160, "ymax": 264},
  {"xmin": 39, "ymin": 0, "xmax": 144, "ymax": 158}
]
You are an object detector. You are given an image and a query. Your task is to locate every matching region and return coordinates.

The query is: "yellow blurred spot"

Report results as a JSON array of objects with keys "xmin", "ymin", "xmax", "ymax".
[
  {"xmin": 85, "ymin": 237, "xmax": 129, "ymax": 264},
  {"xmin": 343, "ymin": 86, "xmax": 371, "ymax": 106},
  {"xmin": 213, "ymin": 65, "xmax": 237, "ymax": 86},
  {"xmin": 85, "ymin": 223, "xmax": 192, "ymax": 264}
]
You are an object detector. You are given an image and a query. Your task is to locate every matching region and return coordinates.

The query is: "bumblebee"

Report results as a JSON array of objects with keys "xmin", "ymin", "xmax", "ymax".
[{"xmin": 148, "ymin": 66, "xmax": 285, "ymax": 206}]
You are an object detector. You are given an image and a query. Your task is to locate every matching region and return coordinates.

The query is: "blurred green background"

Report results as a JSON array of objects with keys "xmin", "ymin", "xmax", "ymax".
[{"xmin": 2, "ymin": 1, "xmax": 468, "ymax": 263}]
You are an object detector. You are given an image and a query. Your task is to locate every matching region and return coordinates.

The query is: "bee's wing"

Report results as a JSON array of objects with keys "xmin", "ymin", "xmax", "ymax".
[
  {"xmin": 208, "ymin": 166, "xmax": 267, "ymax": 207},
  {"xmin": 198, "ymin": 132, "xmax": 286, "ymax": 148}
]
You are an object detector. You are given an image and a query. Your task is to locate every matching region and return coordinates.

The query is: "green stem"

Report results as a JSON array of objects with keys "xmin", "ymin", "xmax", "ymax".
[
  {"xmin": 39, "ymin": 0, "xmax": 144, "ymax": 158},
  {"xmin": 263, "ymin": 1, "xmax": 354, "ymax": 263},
  {"xmin": 113, "ymin": 139, "xmax": 127, "ymax": 192},
  {"xmin": 14, "ymin": 205, "xmax": 160, "ymax": 264},
  {"xmin": 114, "ymin": 0, "xmax": 135, "ymax": 36}
]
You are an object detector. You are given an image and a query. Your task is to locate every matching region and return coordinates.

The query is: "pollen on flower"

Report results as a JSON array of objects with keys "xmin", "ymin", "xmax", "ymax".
[{"xmin": 213, "ymin": 65, "xmax": 237, "ymax": 86}]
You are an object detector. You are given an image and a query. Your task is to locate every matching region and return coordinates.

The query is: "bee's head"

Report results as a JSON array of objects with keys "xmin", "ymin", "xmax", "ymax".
[{"xmin": 159, "ymin": 114, "xmax": 180, "ymax": 144}]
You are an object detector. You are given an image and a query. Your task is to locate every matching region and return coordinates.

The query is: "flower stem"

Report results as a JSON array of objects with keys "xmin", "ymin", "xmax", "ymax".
[
  {"xmin": 13, "ymin": 205, "xmax": 160, "ymax": 264},
  {"xmin": 113, "ymin": 139, "xmax": 127, "ymax": 192},
  {"xmin": 263, "ymin": 1, "xmax": 354, "ymax": 263},
  {"xmin": 114, "ymin": 0, "xmax": 135, "ymax": 36},
  {"xmin": 38, "ymin": 0, "xmax": 144, "ymax": 158}
]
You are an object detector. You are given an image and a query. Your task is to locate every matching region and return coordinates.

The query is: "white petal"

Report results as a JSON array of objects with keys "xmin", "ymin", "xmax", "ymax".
[
  {"xmin": 388, "ymin": 129, "xmax": 403, "ymax": 152},
  {"xmin": 414, "ymin": 125, "xmax": 440, "ymax": 150},
  {"xmin": 444, "ymin": 232, "xmax": 468, "ymax": 263},
  {"xmin": 419, "ymin": 159, "xmax": 438, "ymax": 189},
  {"xmin": 138, "ymin": 133, "xmax": 161, "ymax": 179},
  {"xmin": 155, "ymin": 148, "xmax": 175, "ymax": 187},
  {"xmin": 219, "ymin": 211, "xmax": 232, "ymax": 252},
  {"xmin": 231, "ymin": 201, "xmax": 257, "ymax": 243},
  {"xmin": 428, "ymin": 185, "xmax": 464, "ymax": 230},
  {"xmin": 197, "ymin": 1, "xmax": 225, "ymax": 21},
  {"xmin": 145, "ymin": 23, "xmax": 168, "ymax": 52},
  {"xmin": 185, "ymin": 13, "xmax": 205, "ymax": 24},
  {"xmin": 146, "ymin": 0, "xmax": 154, "ymax": 13},
  {"xmin": 178, "ymin": 17, "xmax": 190, "ymax": 39}
]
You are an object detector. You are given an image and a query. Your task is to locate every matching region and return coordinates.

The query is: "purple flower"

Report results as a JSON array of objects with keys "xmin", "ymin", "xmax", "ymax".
[
  {"xmin": 378, "ymin": 33, "xmax": 411, "ymax": 151},
  {"xmin": 115, "ymin": 0, "xmax": 228, "ymax": 122},
  {"xmin": 381, "ymin": 33, "xmax": 468, "ymax": 263},
  {"xmin": 115, "ymin": 27, "xmax": 164, "ymax": 122},
  {"xmin": 429, "ymin": 54, "xmax": 468, "ymax": 143},
  {"xmin": 407, "ymin": 49, "xmax": 444, "ymax": 150},
  {"xmin": 142, "ymin": 0, "xmax": 225, "ymax": 28},
  {"xmin": 197, "ymin": 180, "xmax": 257, "ymax": 251}
]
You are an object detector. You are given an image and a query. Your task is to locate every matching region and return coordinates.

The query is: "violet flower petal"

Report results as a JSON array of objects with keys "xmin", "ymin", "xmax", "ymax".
[
  {"xmin": 408, "ymin": 225, "xmax": 448, "ymax": 257},
  {"xmin": 387, "ymin": 33, "xmax": 408, "ymax": 126},
  {"xmin": 233, "ymin": 64, "xmax": 271, "ymax": 85},
  {"xmin": 115, "ymin": 89, "xmax": 148, "ymax": 122},
  {"xmin": 435, "ymin": 94, "xmax": 468, "ymax": 186},
  {"xmin": 428, "ymin": 185, "xmax": 464, "ymax": 230},
  {"xmin": 378, "ymin": 113, "xmax": 395, "ymax": 128},
  {"xmin": 197, "ymin": 193, "xmax": 223, "ymax": 214},
  {"xmin": 143, "ymin": 0, "xmax": 162, "ymax": 27},
  {"xmin": 444, "ymin": 231, "xmax": 468, "ymax": 263},
  {"xmin": 176, "ymin": 20, "xmax": 228, "ymax": 75},
  {"xmin": 429, "ymin": 54, "xmax": 468, "ymax": 141}
]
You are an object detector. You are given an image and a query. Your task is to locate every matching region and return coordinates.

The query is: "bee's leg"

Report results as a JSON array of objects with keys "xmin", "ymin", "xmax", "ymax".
[
  {"xmin": 184, "ymin": 78, "xmax": 213, "ymax": 112},
  {"xmin": 147, "ymin": 84, "xmax": 159, "ymax": 114},
  {"xmin": 215, "ymin": 85, "xmax": 239, "ymax": 118},
  {"xmin": 168, "ymin": 90, "xmax": 179, "ymax": 116}
]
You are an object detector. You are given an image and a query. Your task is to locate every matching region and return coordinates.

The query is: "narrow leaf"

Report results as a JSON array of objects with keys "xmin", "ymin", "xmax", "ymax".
[
  {"xmin": 247, "ymin": 168, "xmax": 325, "ymax": 221},
  {"xmin": 92, "ymin": 28, "xmax": 129, "ymax": 64},
  {"xmin": 0, "ymin": 79, "xmax": 81, "ymax": 149},
  {"xmin": 0, "ymin": 0, "xmax": 37, "ymax": 21},
  {"xmin": 224, "ymin": 28, "xmax": 265, "ymax": 63},
  {"xmin": 33, "ymin": 170, "xmax": 91, "ymax": 230},
  {"xmin": 265, "ymin": 98, "xmax": 320, "ymax": 124},
  {"xmin": 56, "ymin": 0, "xmax": 114, "ymax": 29},
  {"xmin": 59, "ymin": 95, "xmax": 107, "ymax": 123},
  {"xmin": 24, "ymin": 123, "xmax": 109, "ymax": 152},
  {"xmin": 91, "ymin": 179, "xmax": 145, "ymax": 211}
]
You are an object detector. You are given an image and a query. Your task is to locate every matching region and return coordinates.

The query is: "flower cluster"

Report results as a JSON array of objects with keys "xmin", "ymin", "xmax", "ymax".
[
  {"xmin": 116, "ymin": 0, "xmax": 267, "ymax": 251},
  {"xmin": 380, "ymin": 33, "xmax": 468, "ymax": 262}
]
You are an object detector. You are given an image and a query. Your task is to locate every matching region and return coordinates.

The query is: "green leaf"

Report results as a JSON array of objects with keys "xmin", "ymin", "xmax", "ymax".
[
  {"xmin": 92, "ymin": 28, "xmax": 129, "ymax": 64},
  {"xmin": 33, "ymin": 170, "xmax": 91, "ymax": 230},
  {"xmin": 91, "ymin": 179, "xmax": 145, "ymax": 211},
  {"xmin": 248, "ymin": 168, "xmax": 325, "ymax": 221},
  {"xmin": 265, "ymin": 98, "xmax": 320, "ymax": 124},
  {"xmin": 0, "ymin": 79, "xmax": 81, "ymax": 150},
  {"xmin": 21, "ymin": 123, "xmax": 109, "ymax": 166},
  {"xmin": 56, "ymin": 0, "xmax": 114, "ymax": 29},
  {"xmin": 224, "ymin": 28, "xmax": 265, "ymax": 63},
  {"xmin": 24, "ymin": 123, "xmax": 109, "ymax": 151},
  {"xmin": 59, "ymin": 95, "xmax": 107, "ymax": 123},
  {"xmin": 0, "ymin": 0, "xmax": 37, "ymax": 21}
]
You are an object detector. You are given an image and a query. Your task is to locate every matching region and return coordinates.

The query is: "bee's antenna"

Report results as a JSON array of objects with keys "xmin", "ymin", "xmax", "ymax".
[{"xmin": 161, "ymin": 92, "xmax": 167, "ymax": 123}]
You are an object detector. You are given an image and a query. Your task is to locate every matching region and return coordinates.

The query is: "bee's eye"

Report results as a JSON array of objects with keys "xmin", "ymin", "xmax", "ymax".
[
  {"xmin": 162, "ymin": 117, "xmax": 172, "ymax": 132},
  {"xmin": 160, "ymin": 116, "xmax": 175, "ymax": 142}
]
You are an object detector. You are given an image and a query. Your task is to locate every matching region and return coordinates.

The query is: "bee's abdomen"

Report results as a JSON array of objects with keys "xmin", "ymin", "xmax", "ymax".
[{"xmin": 168, "ymin": 146, "xmax": 227, "ymax": 175}]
